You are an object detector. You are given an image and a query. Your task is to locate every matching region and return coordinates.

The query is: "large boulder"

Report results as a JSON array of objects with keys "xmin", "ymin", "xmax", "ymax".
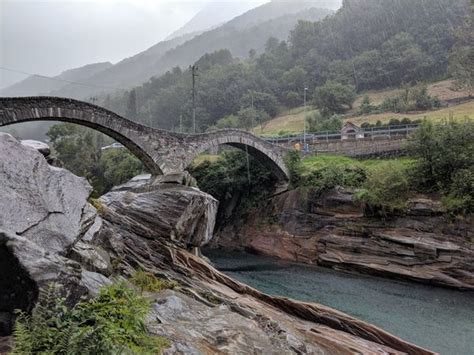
[
  {"xmin": 101, "ymin": 181, "xmax": 218, "ymax": 249},
  {"xmin": 0, "ymin": 133, "xmax": 96, "ymax": 334}
]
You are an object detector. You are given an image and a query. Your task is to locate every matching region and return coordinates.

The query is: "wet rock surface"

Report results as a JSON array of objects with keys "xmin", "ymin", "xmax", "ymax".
[
  {"xmin": 0, "ymin": 133, "xmax": 434, "ymax": 354},
  {"xmin": 214, "ymin": 187, "xmax": 474, "ymax": 290}
]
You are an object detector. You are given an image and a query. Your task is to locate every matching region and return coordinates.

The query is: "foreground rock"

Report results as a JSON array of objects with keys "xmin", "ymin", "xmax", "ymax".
[
  {"xmin": 214, "ymin": 187, "xmax": 474, "ymax": 290},
  {"xmin": 0, "ymin": 133, "xmax": 433, "ymax": 353}
]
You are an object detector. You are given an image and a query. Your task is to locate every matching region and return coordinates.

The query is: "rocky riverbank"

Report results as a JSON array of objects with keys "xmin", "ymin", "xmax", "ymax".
[
  {"xmin": 0, "ymin": 133, "xmax": 433, "ymax": 354},
  {"xmin": 213, "ymin": 187, "xmax": 474, "ymax": 290}
]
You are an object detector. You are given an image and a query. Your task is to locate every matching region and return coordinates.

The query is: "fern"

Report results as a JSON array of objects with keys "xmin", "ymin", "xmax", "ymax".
[{"xmin": 12, "ymin": 282, "xmax": 170, "ymax": 354}]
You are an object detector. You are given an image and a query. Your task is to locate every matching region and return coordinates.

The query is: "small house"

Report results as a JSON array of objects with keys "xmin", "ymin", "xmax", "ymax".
[{"xmin": 341, "ymin": 122, "xmax": 364, "ymax": 140}]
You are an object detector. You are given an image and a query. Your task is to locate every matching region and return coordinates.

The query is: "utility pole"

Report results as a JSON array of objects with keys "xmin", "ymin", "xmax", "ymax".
[
  {"xmin": 246, "ymin": 89, "xmax": 254, "ymax": 185},
  {"xmin": 303, "ymin": 87, "xmax": 308, "ymax": 150},
  {"xmin": 250, "ymin": 90, "xmax": 255, "ymax": 129},
  {"xmin": 190, "ymin": 65, "xmax": 198, "ymax": 133}
]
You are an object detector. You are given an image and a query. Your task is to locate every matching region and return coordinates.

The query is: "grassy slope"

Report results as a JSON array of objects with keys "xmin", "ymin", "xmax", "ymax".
[
  {"xmin": 255, "ymin": 80, "xmax": 473, "ymax": 135},
  {"xmin": 351, "ymin": 79, "xmax": 469, "ymax": 107},
  {"xmin": 300, "ymin": 155, "xmax": 415, "ymax": 176},
  {"xmin": 252, "ymin": 107, "xmax": 318, "ymax": 136},
  {"xmin": 347, "ymin": 100, "xmax": 474, "ymax": 125}
]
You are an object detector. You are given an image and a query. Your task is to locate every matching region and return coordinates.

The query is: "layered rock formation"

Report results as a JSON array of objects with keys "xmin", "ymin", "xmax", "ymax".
[
  {"xmin": 214, "ymin": 187, "xmax": 474, "ymax": 290},
  {"xmin": 0, "ymin": 133, "xmax": 433, "ymax": 353}
]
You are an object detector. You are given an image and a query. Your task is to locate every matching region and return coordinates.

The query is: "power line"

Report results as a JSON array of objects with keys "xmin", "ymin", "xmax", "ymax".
[{"xmin": 0, "ymin": 66, "xmax": 126, "ymax": 91}]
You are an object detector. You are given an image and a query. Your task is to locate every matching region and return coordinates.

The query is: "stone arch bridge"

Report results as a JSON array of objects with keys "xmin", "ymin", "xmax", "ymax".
[{"xmin": 0, "ymin": 97, "xmax": 289, "ymax": 181}]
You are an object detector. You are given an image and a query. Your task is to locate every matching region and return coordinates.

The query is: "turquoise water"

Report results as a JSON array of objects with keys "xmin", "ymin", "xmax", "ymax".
[{"xmin": 205, "ymin": 250, "xmax": 474, "ymax": 355}]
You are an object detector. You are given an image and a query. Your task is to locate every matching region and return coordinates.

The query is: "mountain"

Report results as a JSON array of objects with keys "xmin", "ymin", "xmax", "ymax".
[
  {"xmin": 165, "ymin": 1, "xmax": 265, "ymax": 41},
  {"xmin": 48, "ymin": 1, "xmax": 335, "ymax": 99},
  {"xmin": 0, "ymin": 62, "xmax": 112, "ymax": 97},
  {"xmin": 149, "ymin": 6, "xmax": 334, "ymax": 72}
]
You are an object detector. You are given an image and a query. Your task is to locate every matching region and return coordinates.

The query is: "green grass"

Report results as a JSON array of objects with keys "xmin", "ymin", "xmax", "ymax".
[
  {"xmin": 253, "ymin": 107, "xmax": 318, "ymax": 136},
  {"xmin": 300, "ymin": 155, "xmax": 415, "ymax": 176},
  {"xmin": 130, "ymin": 270, "xmax": 179, "ymax": 293},
  {"xmin": 191, "ymin": 154, "xmax": 220, "ymax": 166}
]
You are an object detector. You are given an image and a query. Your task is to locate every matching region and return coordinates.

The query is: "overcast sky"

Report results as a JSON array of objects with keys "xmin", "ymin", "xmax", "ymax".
[{"xmin": 0, "ymin": 0, "xmax": 268, "ymax": 89}]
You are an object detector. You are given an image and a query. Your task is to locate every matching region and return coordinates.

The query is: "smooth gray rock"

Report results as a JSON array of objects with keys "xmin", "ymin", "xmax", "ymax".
[
  {"xmin": 0, "ymin": 133, "xmax": 105, "ymax": 333},
  {"xmin": 0, "ymin": 133, "xmax": 92, "ymax": 252},
  {"xmin": 80, "ymin": 270, "xmax": 113, "ymax": 296},
  {"xmin": 101, "ymin": 182, "xmax": 218, "ymax": 248},
  {"xmin": 20, "ymin": 139, "xmax": 51, "ymax": 157}
]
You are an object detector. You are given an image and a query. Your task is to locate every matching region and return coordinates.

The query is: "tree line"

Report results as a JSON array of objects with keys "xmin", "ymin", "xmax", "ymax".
[{"xmin": 100, "ymin": 0, "xmax": 470, "ymax": 132}]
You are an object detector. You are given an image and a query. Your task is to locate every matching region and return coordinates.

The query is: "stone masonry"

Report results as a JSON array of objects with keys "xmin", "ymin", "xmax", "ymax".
[{"xmin": 0, "ymin": 97, "xmax": 289, "ymax": 180}]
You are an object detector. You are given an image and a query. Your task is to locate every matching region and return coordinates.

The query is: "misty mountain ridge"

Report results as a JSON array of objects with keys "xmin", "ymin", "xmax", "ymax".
[
  {"xmin": 165, "ymin": 1, "xmax": 263, "ymax": 41},
  {"xmin": 0, "ymin": 62, "xmax": 112, "ymax": 97},
  {"xmin": 1, "ymin": 1, "xmax": 335, "ymax": 99}
]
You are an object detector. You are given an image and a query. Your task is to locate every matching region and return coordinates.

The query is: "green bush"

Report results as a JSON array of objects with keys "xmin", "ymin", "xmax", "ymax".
[
  {"xmin": 358, "ymin": 95, "xmax": 375, "ymax": 115},
  {"xmin": 284, "ymin": 150, "xmax": 302, "ymax": 187},
  {"xmin": 189, "ymin": 150, "xmax": 278, "ymax": 217},
  {"xmin": 304, "ymin": 165, "xmax": 366, "ymax": 191},
  {"xmin": 356, "ymin": 162, "xmax": 411, "ymax": 216},
  {"xmin": 380, "ymin": 84, "xmax": 440, "ymax": 113},
  {"xmin": 13, "ymin": 282, "xmax": 170, "ymax": 354},
  {"xmin": 130, "ymin": 270, "xmax": 179, "ymax": 293},
  {"xmin": 442, "ymin": 168, "xmax": 474, "ymax": 215},
  {"xmin": 408, "ymin": 120, "xmax": 474, "ymax": 194},
  {"xmin": 306, "ymin": 112, "xmax": 343, "ymax": 132}
]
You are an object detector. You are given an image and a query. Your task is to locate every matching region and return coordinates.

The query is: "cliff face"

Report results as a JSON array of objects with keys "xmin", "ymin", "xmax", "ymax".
[
  {"xmin": 214, "ymin": 187, "xmax": 474, "ymax": 290},
  {"xmin": 0, "ymin": 133, "xmax": 433, "ymax": 354}
]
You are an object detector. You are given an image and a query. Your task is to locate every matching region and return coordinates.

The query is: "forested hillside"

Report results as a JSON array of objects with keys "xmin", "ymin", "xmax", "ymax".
[{"xmin": 103, "ymin": 0, "xmax": 470, "ymax": 132}]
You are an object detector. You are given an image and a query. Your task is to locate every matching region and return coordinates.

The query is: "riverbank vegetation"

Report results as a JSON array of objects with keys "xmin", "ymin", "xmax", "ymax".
[
  {"xmin": 189, "ymin": 150, "xmax": 278, "ymax": 222},
  {"xmin": 12, "ymin": 282, "xmax": 169, "ymax": 354},
  {"xmin": 193, "ymin": 120, "xmax": 473, "ymax": 217}
]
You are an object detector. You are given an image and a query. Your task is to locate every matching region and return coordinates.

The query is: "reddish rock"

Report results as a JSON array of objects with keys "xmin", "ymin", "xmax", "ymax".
[{"xmin": 214, "ymin": 188, "xmax": 474, "ymax": 290}]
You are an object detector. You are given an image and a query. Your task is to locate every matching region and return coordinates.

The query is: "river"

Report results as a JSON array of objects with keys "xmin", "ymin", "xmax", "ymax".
[{"xmin": 204, "ymin": 250, "xmax": 474, "ymax": 355}]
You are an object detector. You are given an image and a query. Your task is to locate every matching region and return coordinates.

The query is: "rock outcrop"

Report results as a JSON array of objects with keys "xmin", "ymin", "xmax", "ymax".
[
  {"xmin": 214, "ymin": 187, "xmax": 474, "ymax": 290},
  {"xmin": 0, "ymin": 133, "xmax": 434, "ymax": 354}
]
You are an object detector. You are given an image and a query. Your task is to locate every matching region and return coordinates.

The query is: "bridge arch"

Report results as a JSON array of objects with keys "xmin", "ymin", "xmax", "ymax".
[
  {"xmin": 0, "ymin": 97, "xmax": 289, "ymax": 181},
  {"xmin": 181, "ymin": 130, "xmax": 289, "ymax": 181},
  {"xmin": 0, "ymin": 97, "xmax": 167, "ymax": 174}
]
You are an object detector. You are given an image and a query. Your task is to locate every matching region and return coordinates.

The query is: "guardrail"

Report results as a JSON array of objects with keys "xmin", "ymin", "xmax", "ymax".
[{"xmin": 262, "ymin": 124, "xmax": 419, "ymax": 145}]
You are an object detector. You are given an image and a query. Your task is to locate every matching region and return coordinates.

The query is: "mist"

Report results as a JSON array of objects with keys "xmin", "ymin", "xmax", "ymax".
[{"xmin": 0, "ymin": 0, "xmax": 269, "ymax": 88}]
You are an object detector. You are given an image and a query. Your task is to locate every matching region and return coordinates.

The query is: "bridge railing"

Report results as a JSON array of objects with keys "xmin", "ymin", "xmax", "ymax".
[{"xmin": 262, "ymin": 124, "xmax": 420, "ymax": 145}]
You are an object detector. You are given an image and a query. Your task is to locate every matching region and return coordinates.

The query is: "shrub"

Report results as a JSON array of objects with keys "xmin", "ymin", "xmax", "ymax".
[
  {"xmin": 304, "ymin": 165, "xmax": 367, "ymax": 191},
  {"xmin": 284, "ymin": 150, "xmax": 302, "ymax": 187},
  {"xmin": 89, "ymin": 198, "xmax": 106, "ymax": 215},
  {"xmin": 356, "ymin": 162, "xmax": 411, "ymax": 216},
  {"xmin": 380, "ymin": 84, "xmax": 440, "ymax": 113},
  {"xmin": 307, "ymin": 112, "xmax": 343, "ymax": 132},
  {"xmin": 442, "ymin": 168, "xmax": 474, "ymax": 215},
  {"xmin": 130, "ymin": 270, "xmax": 179, "ymax": 293},
  {"xmin": 408, "ymin": 120, "xmax": 474, "ymax": 193},
  {"xmin": 358, "ymin": 95, "xmax": 374, "ymax": 115},
  {"xmin": 13, "ymin": 282, "xmax": 170, "ymax": 354}
]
